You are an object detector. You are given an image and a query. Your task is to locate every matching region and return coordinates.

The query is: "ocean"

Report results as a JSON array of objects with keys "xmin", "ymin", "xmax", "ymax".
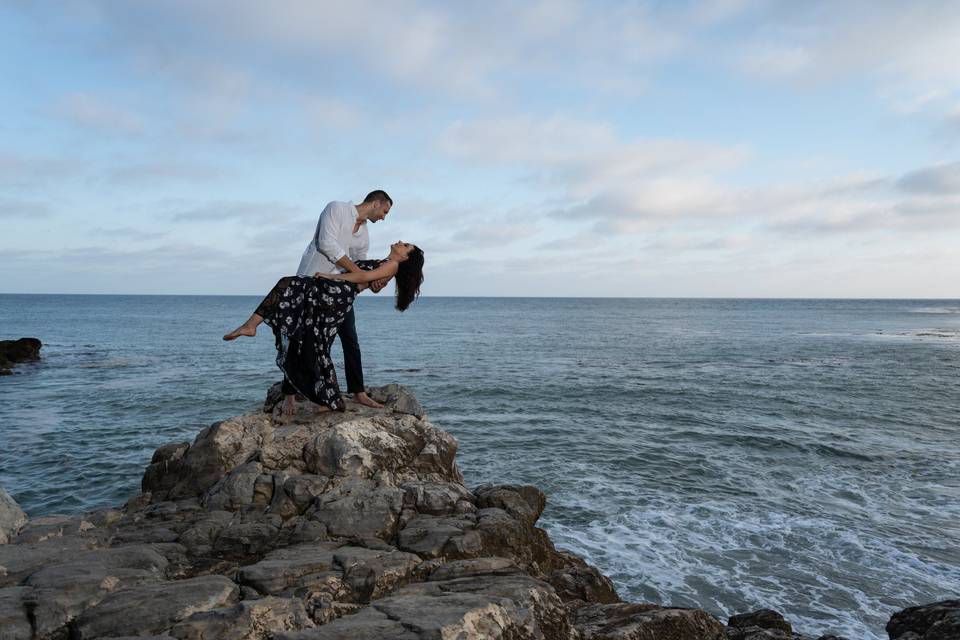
[{"xmin": 1, "ymin": 294, "xmax": 958, "ymax": 638}]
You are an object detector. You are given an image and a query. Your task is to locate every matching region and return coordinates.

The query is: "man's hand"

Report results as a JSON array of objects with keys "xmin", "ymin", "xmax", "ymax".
[{"xmin": 369, "ymin": 278, "xmax": 390, "ymax": 293}]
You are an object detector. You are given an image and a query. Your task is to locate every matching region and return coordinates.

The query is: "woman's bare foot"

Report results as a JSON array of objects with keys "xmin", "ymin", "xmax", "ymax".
[
  {"xmin": 311, "ymin": 404, "xmax": 331, "ymax": 414},
  {"xmin": 223, "ymin": 314, "xmax": 264, "ymax": 341},
  {"xmin": 353, "ymin": 391, "xmax": 384, "ymax": 409},
  {"xmin": 223, "ymin": 324, "xmax": 256, "ymax": 341},
  {"xmin": 281, "ymin": 395, "xmax": 297, "ymax": 415}
]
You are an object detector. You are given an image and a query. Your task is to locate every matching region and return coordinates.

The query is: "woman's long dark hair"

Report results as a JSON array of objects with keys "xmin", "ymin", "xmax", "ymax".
[{"xmin": 395, "ymin": 246, "xmax": 424, "ymax": 311}]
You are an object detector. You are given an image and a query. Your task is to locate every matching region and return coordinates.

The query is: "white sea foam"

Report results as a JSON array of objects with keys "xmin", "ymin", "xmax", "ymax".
[
  {"xmin": 543, "ymin": 501, "xmax": 958, "ymax": 640},
  {"xmin": 538, "ymin": 463, "xmax": 960, "ymax": 640}
]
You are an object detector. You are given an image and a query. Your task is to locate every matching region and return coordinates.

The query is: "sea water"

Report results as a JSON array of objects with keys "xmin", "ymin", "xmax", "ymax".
[{"xmin": 1, "ymin": 295, "xmax": 958, "ymax": 638}]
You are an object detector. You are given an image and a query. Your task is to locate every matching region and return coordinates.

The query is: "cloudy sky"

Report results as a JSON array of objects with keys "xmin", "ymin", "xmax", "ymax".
[{"xmin": 2, "ymin": 0, "xmax": 959, "ymax": 297}]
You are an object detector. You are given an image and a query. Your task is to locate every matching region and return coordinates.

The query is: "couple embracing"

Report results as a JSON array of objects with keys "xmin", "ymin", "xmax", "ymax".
[{"xmin": 224, "ymin": 189, "xmax": 424, "ymax": 414}]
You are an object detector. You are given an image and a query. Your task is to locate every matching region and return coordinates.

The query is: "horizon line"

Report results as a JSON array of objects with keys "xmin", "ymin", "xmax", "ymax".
[{"xmin": 1, "ymin": 292, "xmax": 958, "ymax": 301}]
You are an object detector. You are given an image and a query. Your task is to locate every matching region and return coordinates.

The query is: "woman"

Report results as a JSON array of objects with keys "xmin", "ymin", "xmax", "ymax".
[{"xmin": 224, "ymin": 241, "xmax": 424, "ymax": 412}]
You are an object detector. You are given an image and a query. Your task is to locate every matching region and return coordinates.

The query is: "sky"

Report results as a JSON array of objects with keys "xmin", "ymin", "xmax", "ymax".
[{"xmin": 1, "ymin": 0, "xmax": 959, "ymax": 297}]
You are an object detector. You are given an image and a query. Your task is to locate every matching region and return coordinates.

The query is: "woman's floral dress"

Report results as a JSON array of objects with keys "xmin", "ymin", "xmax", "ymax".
[{"xmin": 253, "ymin": 260, "xmax": 383, "ymax": 411}]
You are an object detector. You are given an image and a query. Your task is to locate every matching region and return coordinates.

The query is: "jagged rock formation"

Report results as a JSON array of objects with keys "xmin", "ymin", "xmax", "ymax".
[
  {"xmin": 0, "ymin": 385, "xmax": 953, "ymax": 639},
  {"xmin": 0, "ymin": 488, "xmax": 28, "ymax": 544},
  {"xmin": 0, "ymin": 337, "xmax": 41, "ymax": 375}
]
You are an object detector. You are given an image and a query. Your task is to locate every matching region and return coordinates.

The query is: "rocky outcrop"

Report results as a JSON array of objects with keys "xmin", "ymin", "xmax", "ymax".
[
  {"xmin": 0, "ymin": 384, "xmax": 952, "ymax": 639},
  {"xmin": 886, "ymin": 600, "xmax": 960, "ymax": 640},
  {"xmin": 0, "ymin": 337, "xmax": 41, "ymax": 375},
  {"xmin": 0, "ymin": 487, "xmax": 28, "ymax": 543}
]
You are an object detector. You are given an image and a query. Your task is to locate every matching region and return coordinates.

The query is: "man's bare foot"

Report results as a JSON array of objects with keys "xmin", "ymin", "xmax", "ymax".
[
  {"xmin": 353, "ymin": 391, "xmax": 383, "ymax": 409},
  {"xmin": 281, "ymin": 395, "xmax": 297, "ymax": 415},
  {"xmin": 223, "ymin": 324, "xmax": 256, "ymax": 341}
]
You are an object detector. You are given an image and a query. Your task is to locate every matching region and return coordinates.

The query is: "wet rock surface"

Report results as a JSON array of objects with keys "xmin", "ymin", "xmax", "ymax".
[{"xmin": 0, "ymin": 384, "xmax": 949, "ymax": 639}]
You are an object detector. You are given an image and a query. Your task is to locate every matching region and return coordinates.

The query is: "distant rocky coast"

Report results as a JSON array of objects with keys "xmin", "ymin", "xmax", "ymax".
[{"xmin": 0, "ymin": 384, "xmax": 955, "ymax": 639}]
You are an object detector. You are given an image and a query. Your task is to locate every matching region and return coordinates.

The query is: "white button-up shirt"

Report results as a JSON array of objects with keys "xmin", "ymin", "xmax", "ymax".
[{"xmin": 297, "ymin": 201, "xmax": 369, "ymax": 276}]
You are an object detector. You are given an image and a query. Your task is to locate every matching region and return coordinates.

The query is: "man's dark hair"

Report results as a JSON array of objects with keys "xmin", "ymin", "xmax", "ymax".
[{"xmin": 363, "ymin": 190, "xmax": 393, "ymax": 206}]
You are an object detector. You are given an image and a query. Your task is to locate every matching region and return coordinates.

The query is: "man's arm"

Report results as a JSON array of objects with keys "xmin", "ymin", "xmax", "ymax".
[
  {"xmin": 316, "ymin": 261, "xmax": 398, "ymax": 284},
  {"xmin": 335, "ymin": 255, "xmax": 363, "ymax": 274}
]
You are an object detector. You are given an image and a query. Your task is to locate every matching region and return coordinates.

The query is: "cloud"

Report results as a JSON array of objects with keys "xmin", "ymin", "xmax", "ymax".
[
  {"xmin": 0, "ymin": 151, "xmax": 81, "ymax": 187},
  {"xmin": 93, "ymin": 226, "xmax": 169, "ymax": 242},
  {"xmin": 35, "ymin": 0, "xmax": 707, "ymax": 103},
  {"xmin": 109, "ymin": 162, "xmax": 226, "ymax": 185},
  {"xmin": 54, "ymin": 93, "xmax": 145, "ymax": 135},
  {"xmin": 167, "ymin": 201, "xmax": 303, "ymax": 223},
  {"xmin": 732, "ymin": 2, "xmax": 960, "ymax": 115},
  {"xmin": 738, "ymin": 44, "xmax": 811, "ymax": 78},
  {"xmin": 0, "ymin": 199, "xmax": 54, "ymax": 219},
  {"xmin": 449, "ymin": 222, "xmax": 538, "ymax": 247},
  {"xmin": 897, "ymin": 162, "xmax": 960, "ymax": 195}
]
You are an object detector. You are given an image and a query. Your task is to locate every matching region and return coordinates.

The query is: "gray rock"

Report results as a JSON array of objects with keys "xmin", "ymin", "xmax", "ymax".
[
  {"xmin": 303, "ymin": 419, "xmax": 417, "ymax": 478},
  {"xmin": 72, "ymin": 575, "xmax": 239, "ymax": 639},
  {"xmin": 14, "ymin": 513, "xmax": 98, "ymax": 544},
  {"xmin": 729, "ymin": 609, "xmax": 792, "ymax": 634},
  {"xmin": 202, "ymin": 461, "xmax": 263, "ymax": 511},
  {"xmin": 275, "ymin": 607, "xmax": 419, "ymax": 639},
  {"xmin": 367, "ymin": 572, "xmax": 574, "ymax": 639},
  {"xmin": 237, "ymin": 542, "xmax": 342, "ymax": 595},
  {"xmin": 726, "ymin": 626, "xmax": 792, "ymax": 640},
  {"xmin": 887, "ymin": 599, "xmax": 960, "ymax": 640},
  {"xmin": 575, "ymin": 602, "xmax": 726, "ymax": 639},
  {"xmin": 170, "ymin": 596, "xmax": 315, "ymax": 639},
  {"xmin": 261, "ymin": 420, "xmax": 334, "ymax": 472},
  {"xmin": 263, "ymin": 381, "xmax": 285, "ymax": 413},
  {"xmin": 475, "ymin": 484, "xmax": 546, "ymax": 527},
  {"xmin": 546, "ymin": 550, "xmax": 621, "ymax": 605},
  {"xmin": 212, "ymin": 520, "xmax": 280, "ymax": 559},
  {"xmin": 307, "ymin": 478, "xmax": 404, "ymax": 539},
  {"xmin": 0, "ymin": 488, "xmax": 27, "ymax": 545},
  {"xmin": 24, "ymin": 545, "xmax": 171, "ymax": 639},
  {"xmin": 142, "ymin": 442, "xmax": 190, "ymax": 496},
  {"xmin": 396, "ymin": 513, "xmax": 483, "ymax": 559},
  {"xmin": 163, "ymin": 413, "xmax": 272, "ymax": 500},
  {"xmin": 402, "ymin": 480, "xmax": 475, "ymax": 515},
  {"xmin": 285, "ymin": 518, "xmax": 329, "ymax": 545},
  {"xmin": 177, "ymin": 510, "xmax": 234, "ymax": 557},
  {"xmin": 0, "ymin": 535, "xmax": 103, "ymax": 587},
  {"xmin": 0, "ymin": 586, "xmax": 33, "ymax": 640},
  {"xmin": 282, "ymin": 474, "xmax": 330, "ymax": 512},
  {"xmin": 427, "ymin": 557, "xmax": 519, "ymax": 582},
  {"xmin": 334, "ymin": 545, "xmax": 424, "ymax": 602},
  {"xmin": 367, "ymin": 383, "xmax": 425, "ymax": 418}
]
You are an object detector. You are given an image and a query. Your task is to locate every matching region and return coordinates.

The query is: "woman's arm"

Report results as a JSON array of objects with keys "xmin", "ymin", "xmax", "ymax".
[{"xmin": 315, "ymin": 260, "xmax": 397, "ymax": 284}]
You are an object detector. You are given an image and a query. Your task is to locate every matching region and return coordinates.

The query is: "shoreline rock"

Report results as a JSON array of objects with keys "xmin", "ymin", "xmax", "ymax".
[
  {"xmin": 0, "ymin": 337, "xmax": 41, "ymax": 375},
  {"xmin": 0, "ymin": 384, "xmax": 953, "ymax": 639}
]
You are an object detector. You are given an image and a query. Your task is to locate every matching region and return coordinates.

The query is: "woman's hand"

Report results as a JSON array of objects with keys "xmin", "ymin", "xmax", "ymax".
[{"xmin": 368, "ymin": 277, "xmax": 391, "ymax": 293}]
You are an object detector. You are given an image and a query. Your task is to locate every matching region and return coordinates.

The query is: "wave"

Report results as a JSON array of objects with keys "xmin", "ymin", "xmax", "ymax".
[
  {"xmin": 77, "ymin": 357, "xmax": 151, "ymax": 369},
  {"xmin": 872, "ymin": 329, "xmax": 960, "ymax": 342},
  {"xmin": 542, "ymin": 498, "xmax": 959, "ymax": 640},
  {"xmin": 908, "ymin": 306, "xmax": 960, "ymax": 315}
]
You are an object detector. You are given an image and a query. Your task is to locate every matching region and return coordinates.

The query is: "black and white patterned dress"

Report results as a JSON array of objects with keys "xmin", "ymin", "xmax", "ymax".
[{"xmin": 254, "ymin": 260, "xmax": 383, "ymax": 411}]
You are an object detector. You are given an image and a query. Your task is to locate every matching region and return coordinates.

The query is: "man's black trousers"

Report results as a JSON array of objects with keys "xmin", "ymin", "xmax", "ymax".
[{"xmin": 281, "ymin": 306, "xmax": 364, "ymax": 396}]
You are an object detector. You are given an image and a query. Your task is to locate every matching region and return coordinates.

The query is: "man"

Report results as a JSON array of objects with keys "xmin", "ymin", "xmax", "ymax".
[{"xmin": 283, "ymin": 189, "xmax": 393, "ymax": 414}]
